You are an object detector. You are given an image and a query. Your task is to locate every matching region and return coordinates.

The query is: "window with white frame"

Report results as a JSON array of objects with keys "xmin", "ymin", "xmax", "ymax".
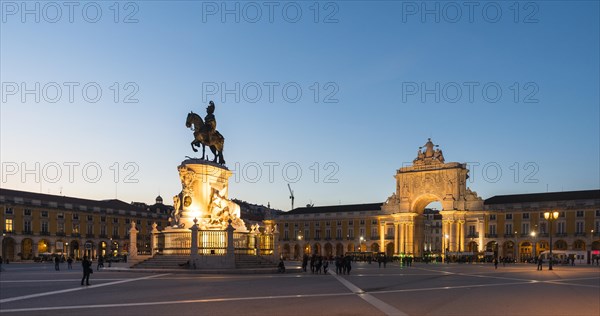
[
  {"xmin": 539, "ymin": 222, "xmax": 547, "ymax": 234},
  {"xmin": 489, "ymin": 224, "xmax": 496, "ymax": 235},
  {"xmin": 468, "ymin": 225, "xmax": 476, "ymax": 236},
  {"xmin": 522, "ymin": 223, "xmax": 530, "ymax": 234},
  {"xmin": 576, "ymin": 221, "xmax": 584, "ymax": 233},
  {"xmin": 557, "ymin": 222, "xmax": 566, "ymax": 234}
]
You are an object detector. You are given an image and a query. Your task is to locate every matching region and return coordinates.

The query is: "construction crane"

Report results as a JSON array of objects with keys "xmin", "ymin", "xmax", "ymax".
[{"xmin": 287, "ymin": 183, "xmax": 295, "ymax": 210}]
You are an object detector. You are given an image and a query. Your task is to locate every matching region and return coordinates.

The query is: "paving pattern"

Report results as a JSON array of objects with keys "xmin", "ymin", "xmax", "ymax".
[{"xmin": 1, "ymin": 261, "xmax": 599, "ymax": 315}]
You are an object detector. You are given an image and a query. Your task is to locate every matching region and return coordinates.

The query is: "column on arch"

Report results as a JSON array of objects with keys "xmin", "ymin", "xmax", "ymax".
[
  {"xmin": 458, "ymin": 220, "xmax": 465, "ymax": 252},
  {"xmin": 379, "ymin": 222, "xmax": 385, "ymax": 253},
  {"xmin": 408, "ymin": 223, "xmax": 414, "ymax": 255},
  {"xmin": 394, "ymin": 222, "xmax": 399, "ymax": 254},
  {"xmin": 448, "ymin": 220, "xmax": 454, "ymax": 252},
  {"xmin": 478, "ymin": 219, "xmax": 485, "ymax": 252},
  {"xmin": 400, "ymin": 222, "xmax": 406, "ymax": 254},
  {"xmin": 441, "ymin": 220, "xmax": 447, "ymax": 255}
]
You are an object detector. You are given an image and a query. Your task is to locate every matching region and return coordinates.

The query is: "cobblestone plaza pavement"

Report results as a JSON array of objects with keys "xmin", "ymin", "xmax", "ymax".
[{"xmin": 1, "ymin": 262, "xmax": 599, "ymax": 316}]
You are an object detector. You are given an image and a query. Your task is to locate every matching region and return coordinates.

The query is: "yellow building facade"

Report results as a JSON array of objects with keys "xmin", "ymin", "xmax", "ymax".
[{"xmin": 1, "ymin": 189, "xmax": 170, "ymax": 261}]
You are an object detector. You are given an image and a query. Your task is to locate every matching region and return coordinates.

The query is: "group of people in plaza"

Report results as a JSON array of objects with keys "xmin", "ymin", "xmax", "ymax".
[
  {"xmin": 53, "ymin": 256, "xmax": 75, "ymax": 271},
  {"xmin": 301, "ymin": 254, "xmax": 332, "ymax": 274}
]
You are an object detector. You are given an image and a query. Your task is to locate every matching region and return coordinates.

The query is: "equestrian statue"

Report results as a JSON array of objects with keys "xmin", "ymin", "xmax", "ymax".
[{"xmin": 185, "ymin": 101, "xmax": 225, "ymax": 165}]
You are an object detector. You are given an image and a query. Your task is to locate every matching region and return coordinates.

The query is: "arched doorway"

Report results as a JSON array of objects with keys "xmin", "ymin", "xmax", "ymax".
[
  {"xmin": 99, "ymin": 241, "xmax": 108, "ymax": 257},
  {"xmin": 519, "ymin": 242, "xmax": 532, "ymax": 261},
  {"xmin": 358, "ymin": 242, "xmax": 367, "ymax": 252},
  {"xmin": 371, "ymin": 243, "xmax": 380, "ymax": 253},
  {"xmin": 573, "ymin": 240, "xmax": 585, "ymax": 251},
  {"xmin": 38, "ymin": 239, "xmax": 50, "ymax": 254},
  {"xmin": 503, "ymin": 241, "xmax": 515, "ymax": 258},
  {"xmin": 554, "ymin": 240, "xmax": 567, "ymax": 250},
  {"xmin": 84, "ymin": 240, "xmax": 94, "ymax": 259},
  {"xmin": 347, "ymin": 244, "xmax": 355, "ymax": 252},
  {"xmin": 336, "ymin": 243, "xmax": 344, "ymax": 256},
  {"xmin": 303, "ymin": 243, "xmax": 311, "ymax": 255},
  {"xmin": 324, "ymin": 243, "xmax": 333, "ymax": 257},
  {"xmin": 485, "ymin": 241, "xmax": 498, "ymax": 261},
  {"xmin": 538, "ymin": 240, "xmax": 549, "ymax": 253},
  {"xmin": 293, "ymin": 244, "xmax": 301, "ymax": 259},
  {"xmin": 2, "ymin": 237, "xmax": 16, "ymax": 261},
  {"xmin": 110, "ymin": 240, "xmax": 119, "ymax": 256},
  {"xmin": 282, "ymin": 244, "xmax": 291, "ymax": 259},
  {"xmin": 386, "ymin": 243, "xmax": 394, "ymax": 256},
  {"xmin": 55, "ymin": 240, "xmax": 65, "ymax": 254},
  {"xmin": 70, "ymin": 240, "xmax": 80, "ymax": 258},
  {"xmin": 313, "ymin": 243, "xmax": 321, "ymax": 255},
  {"xmin": 21, "ymin": 238, "xmax": 33, "ymax": 260},
  {"xmin": 467, "ymin": 241, "xmax": 478, "ymax": 253}
]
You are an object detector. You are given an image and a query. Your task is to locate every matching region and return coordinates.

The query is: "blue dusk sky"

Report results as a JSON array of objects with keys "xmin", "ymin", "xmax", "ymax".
[{"xmin": 1, "ymin": 1, "xmax": 599, "ymax": 211}]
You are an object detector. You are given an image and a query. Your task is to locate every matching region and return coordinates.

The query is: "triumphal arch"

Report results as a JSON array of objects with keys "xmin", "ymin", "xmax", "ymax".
[{"xmin": 381, "ymin": 139, "xmax": 485, "ymax": 257}]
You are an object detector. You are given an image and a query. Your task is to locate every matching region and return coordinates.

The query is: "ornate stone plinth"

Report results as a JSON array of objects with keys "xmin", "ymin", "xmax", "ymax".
[{"xmin": 170, "ymin": 159, "xmax": 246, "ymax": 232}]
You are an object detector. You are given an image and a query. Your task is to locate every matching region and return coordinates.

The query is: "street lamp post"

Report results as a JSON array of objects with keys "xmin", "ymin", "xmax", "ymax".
[
  {"xmin": 544, "ymin": 211, "xmax": 559, "ymax": 270},
  {"xmin": 514, "ymin": 231, "xmax": 518, "ymax": 262},
  {"xmin": 530, "ymin": 231, "xmax": 537, "ymax": 261},
  {"xmin": 359, "ymin": 236, "xmax": 364, "ymax": 252}
]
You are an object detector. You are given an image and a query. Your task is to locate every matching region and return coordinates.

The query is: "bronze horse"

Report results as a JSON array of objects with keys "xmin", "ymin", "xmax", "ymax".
[{"xmin": 185, "ymin": 112, "xmax": 225, "ymax": 164}]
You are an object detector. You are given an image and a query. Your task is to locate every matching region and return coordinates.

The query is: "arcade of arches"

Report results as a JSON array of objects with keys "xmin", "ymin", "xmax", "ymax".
[{"xmin": 0, "ymin": 236, "xmax": 127, "ymax": 261}]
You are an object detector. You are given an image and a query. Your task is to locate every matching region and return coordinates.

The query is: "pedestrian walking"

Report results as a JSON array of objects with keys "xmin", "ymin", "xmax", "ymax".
[
  {"xmin": 54, "ymin": 256, "xmax": 60, "ymax": 271},
  {"xmin": 81, "ymin": 256, "xmax": 92, "ymax": 286},
  {"xmin": 67, "ymin": 257, "xmax": 73, "ymax": 270},
  {"xmin": 494, "ymin": 257, "xmax": 499, "ymax": 270},
  {"xmin": 0, "ymin": 255, "xmax": 3, "ymax": 272},
  {"xmin": 537, "ymin": 257, "xmax": 543, "ymax": 271},
  {"xmin": 97, "ymin": 256, "xmax": 104, "ymax": 271},
  {"xmin": 301, "ymin": 254, "xmax": 308, "ymax": 272}
]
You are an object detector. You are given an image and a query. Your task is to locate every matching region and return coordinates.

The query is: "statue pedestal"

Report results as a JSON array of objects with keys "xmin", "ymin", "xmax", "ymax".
[{"xmin": 174, "ymin": 159, "xmax": 244, "ymax": 231}]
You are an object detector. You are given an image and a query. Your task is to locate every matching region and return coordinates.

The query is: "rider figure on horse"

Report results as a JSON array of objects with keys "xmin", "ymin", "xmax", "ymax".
[{"xmin": 203, "ymin": 101, "xmax": 217, "ymax": 143}]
